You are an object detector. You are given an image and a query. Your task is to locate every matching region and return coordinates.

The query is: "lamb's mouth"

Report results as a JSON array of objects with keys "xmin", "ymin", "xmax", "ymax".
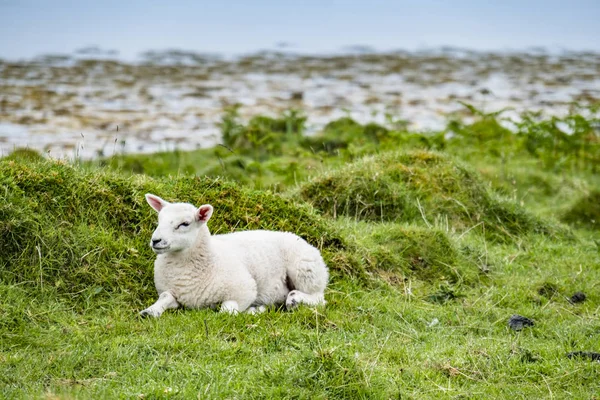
[{"xmin": 152, "ymin": 245, "xmax": 170, "ymax": 254}]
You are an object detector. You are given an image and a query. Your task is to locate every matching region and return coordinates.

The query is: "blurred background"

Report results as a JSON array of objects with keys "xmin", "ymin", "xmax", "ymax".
[{"xmin": 0, "ymin": 0, "xmax": 599, "ymax": 158}]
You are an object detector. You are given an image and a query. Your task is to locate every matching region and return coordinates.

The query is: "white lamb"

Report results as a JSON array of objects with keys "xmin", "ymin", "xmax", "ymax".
[{"xmin": 140, "ymin": 194, "xmax": 329, "ymax": 317}]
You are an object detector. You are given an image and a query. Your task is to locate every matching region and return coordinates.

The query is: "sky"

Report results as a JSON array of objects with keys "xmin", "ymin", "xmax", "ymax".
[{"xmin": 1, "ymin": 0, "xmax": 599, "ymax": 60}]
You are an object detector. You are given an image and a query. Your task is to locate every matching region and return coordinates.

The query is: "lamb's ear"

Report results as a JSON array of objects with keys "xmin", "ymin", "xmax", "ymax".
[
  {"xmin": 197, "ymin": 204, "xmax": 213, "ymax": 223},
  {"xmin": 145, "ymin": 194, "xmax": 169, "ymax": 212}
]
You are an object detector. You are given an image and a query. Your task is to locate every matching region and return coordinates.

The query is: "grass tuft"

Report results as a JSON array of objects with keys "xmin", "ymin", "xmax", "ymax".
[{"xmin": 562, "ymin": 189, "xmax": 600, "ymax": 230}]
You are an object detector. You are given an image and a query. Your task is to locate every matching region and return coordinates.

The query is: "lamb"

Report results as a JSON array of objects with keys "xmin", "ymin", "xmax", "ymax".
[{"xmin": 139, "ymin": 194, "xmax": 329, "ymax": 317}]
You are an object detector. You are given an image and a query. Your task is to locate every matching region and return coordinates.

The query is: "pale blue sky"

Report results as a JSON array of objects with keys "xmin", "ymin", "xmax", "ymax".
[{"xmin": 1, "ymin": 0, "xmax": 599, "ymax": 59}]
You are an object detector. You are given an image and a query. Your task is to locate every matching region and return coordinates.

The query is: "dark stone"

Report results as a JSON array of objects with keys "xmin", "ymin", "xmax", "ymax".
[
  {"xmin": 508, "ymin": 315, "xmax": 534, "ymax": 331},
  {"xmin": 566, "ymin": 351, "xmax": 600, "ymax": 361},
  {"xmin": 290, "ymin": 91, "xmax": 304, "ymax": 101},
  {"xmin": 537, "ymin": 282, "xmax": 559, "ymax": 298},
  {"xmin": 569, "ymin": 292, "xmax": 586, "ymax": 304}
]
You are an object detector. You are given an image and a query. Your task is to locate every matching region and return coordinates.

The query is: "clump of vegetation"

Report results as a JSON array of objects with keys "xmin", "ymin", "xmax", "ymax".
[
  {"xmin": 303, "ymin": 117, "xmax": 389, "ymax": 153},
  {"xmin": 447, "ymin": 104, "xmax": 517, "ymax": 148},
  {"xmin": 303, "ymin": 116, "xmax": 446, "ymax": 157},
  {"xmin": 342, "ymin": 222, "xmax": 482, "ymax": 283},
  {"xmin": 220, "ymin": 105, "xmax": 306, "ymax": 158},
  {"xmin": 447, "ymin": 104, "xmax": 600, "ymax": 172},
  {"xmin": 298, "ymin": 150, "xmax": 560, "ymax": 242},
  {"xmin": 562, "ymin": 190, "xmax": 600, "ymax": 229},
  {"xmin": 517, "ymin": 110, "xmax": 600, "ymax": 171},
  {"xmin": 3, "ymin": 147, "xmax": 44, "ymax": 162}
]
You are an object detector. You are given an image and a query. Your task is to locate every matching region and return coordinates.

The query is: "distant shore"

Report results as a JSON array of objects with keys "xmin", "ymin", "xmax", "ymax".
[{"xmin": 1, "ymin": 49, "xmax": 598, "ymax": 159}]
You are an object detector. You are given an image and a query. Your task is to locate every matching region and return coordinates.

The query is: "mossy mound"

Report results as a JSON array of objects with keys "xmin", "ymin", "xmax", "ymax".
[
  {"xmin": 3, "ymin": 148, "xmax": 44, "ymax": 162},
  {"xmin": 346, "ymin": 222, "xmax": 482, "ymax": 283},
  {"xmin": 562, "ymin": 190, "xmax": 600, "ymax": 229},
  {"xmin": 298, "ymin": 150, "xmax": 561, "ymax": 242},
  {"xmin": 0, "ymin": 159, "xmax": 360, "ymax": 304}
]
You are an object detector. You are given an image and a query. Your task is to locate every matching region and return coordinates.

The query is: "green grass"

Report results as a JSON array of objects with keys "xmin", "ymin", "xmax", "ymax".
[
  {"xmin": 2, "ymin": 107, "xmax": 600, "ymax": 398},
  {"xmin": 2, "ymin": 245, "xmax": 599, "ymax": 399}
]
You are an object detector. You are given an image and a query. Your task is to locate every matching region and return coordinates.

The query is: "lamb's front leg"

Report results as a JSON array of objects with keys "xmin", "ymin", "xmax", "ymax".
[{"xmin": 140, "ymin": 291, "xmax": 180, "ymax": 318}]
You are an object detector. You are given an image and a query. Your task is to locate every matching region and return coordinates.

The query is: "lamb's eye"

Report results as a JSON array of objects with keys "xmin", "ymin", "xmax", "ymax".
[{"xmin": 176, "ymin": 222, "xmax": 190, "ymax": 229}]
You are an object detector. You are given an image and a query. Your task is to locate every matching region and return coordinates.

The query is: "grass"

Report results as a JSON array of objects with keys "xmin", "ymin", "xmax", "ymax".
[{"xmin": 1, "ymin": 107, "xmax": 600, "ymax": 398}]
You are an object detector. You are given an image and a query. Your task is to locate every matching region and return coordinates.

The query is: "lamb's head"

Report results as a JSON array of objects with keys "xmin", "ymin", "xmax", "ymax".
[{"xmin": 145, "ymin": 194, "xmax": 213, "ymax": 254}]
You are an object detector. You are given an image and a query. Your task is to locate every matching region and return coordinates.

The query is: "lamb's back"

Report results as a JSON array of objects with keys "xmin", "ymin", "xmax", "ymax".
[
  {"xmin": 212, "ymin": 230, "xmax": 300, "ymax": 267},
  {"xmin": 212, "ymin": 230, "xmax": 312, "ymax": 304}
]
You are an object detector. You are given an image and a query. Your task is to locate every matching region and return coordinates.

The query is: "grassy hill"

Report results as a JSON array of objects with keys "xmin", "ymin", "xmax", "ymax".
[{"xmin": 1, "ymin": 107, "xmax": 599, "ymax": 398}]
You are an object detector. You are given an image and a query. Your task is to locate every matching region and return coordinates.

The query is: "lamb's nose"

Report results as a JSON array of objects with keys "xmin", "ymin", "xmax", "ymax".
[{"xmin": 152, "ymin": 239, "xmax": 162, "ymax": 246}]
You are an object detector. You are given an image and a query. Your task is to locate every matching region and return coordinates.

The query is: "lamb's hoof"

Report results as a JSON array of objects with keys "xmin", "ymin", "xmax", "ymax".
[
  {"xmin": 139, "ymin": 308, "xmax": 160, "ymax": 318},
  {"xmin": 286, "ymin": 291, "xmax": 300, "ymax": 310}
]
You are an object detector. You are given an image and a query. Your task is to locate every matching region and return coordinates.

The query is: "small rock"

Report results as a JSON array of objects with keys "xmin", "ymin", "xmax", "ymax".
[
  {"xmin": 569, "ymin": 292, "xmax": 586, "ymax": 304},
  {"xmin": 290, "ymin": 91, "xmax": 304, "ymax": 101},
  {"xmin": 508, "ymin": 315, "xmax": 534, "ymax": 331},
  {"xmin": 566, "ymin": 351, "xmax": 600, "ymax": 362},
  {"xmin": 427, "ymin": 318, "xmax": 440, "ymax": 327}
]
